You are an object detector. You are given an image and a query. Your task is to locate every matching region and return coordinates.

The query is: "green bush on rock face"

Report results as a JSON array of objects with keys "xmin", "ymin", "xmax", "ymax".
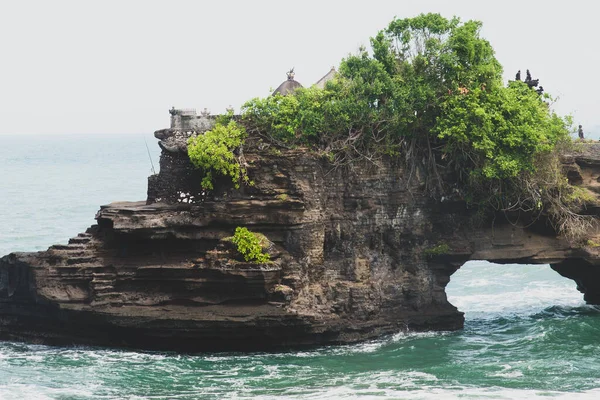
[
  {"xmin": 423, "ymin": 243, "xmax": 451, "ymax": 258},
  {"xmin": 231, "ymin": 227, "xmax": 270, "ymax": 264},
  {"xmin": 187, "ymin": 120, "xmax": 247, "ymax": 190}
]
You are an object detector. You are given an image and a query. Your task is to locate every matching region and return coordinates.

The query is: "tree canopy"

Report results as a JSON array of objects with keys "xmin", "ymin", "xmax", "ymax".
[
  {"xmin": 191, "ymin": 14, "xmax": 587, "ymax": 239},
  {"xmin": 242, "ymin": 13, "xmax": 570, "ymax": 189}
]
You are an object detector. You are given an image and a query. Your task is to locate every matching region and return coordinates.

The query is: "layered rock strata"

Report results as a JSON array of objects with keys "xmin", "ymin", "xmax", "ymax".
[{"xmin": 1, "ymin": 131, "xmax": 600, "ymax": 352}]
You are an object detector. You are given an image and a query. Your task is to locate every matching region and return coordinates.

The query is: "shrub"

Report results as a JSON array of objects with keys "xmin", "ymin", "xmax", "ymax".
[
  {"xmin": 187, "ymin": 120, "xmax": 248, "ymax": 190},
  {"xmin": 242, "ymin": 87, "xmax": 333, "ymax": 147},
  {"xmin": 423, "ymin": 243, "xmax": 451, "ymax": 258},
  {"xmin": 231, "ymin": 227, "xmax": 270, "ymax": 264},
  {"xmin": 586, "ymin": 240, "xmax": 600, "ymax": 248}
]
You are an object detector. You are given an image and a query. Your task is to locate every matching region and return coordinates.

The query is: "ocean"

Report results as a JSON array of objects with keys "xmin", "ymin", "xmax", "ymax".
[{"xmin": 1, "ymin": 134, "xmax": 599, "ymax": 399}]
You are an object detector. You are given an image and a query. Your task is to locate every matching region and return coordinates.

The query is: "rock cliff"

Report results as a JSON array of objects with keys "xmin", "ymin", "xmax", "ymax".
[{"xmin": 1, "ymin": 130, "xmax": 599, "ymax": 352}]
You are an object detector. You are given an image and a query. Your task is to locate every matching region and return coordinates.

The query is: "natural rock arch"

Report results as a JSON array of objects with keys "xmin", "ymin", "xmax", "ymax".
[{"xmin": 1, "ymin": 132, "xmax": 599, "ymax": 352}]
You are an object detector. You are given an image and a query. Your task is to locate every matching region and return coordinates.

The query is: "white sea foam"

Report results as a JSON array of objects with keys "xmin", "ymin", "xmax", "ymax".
[
  {"xmin": 0, "ymin": 383, "xmax": 97, "ymax": 400},
  {"xmin": 224, "ymin": 386, "xmax": 600, "ymax": 400},
  {"xmin": 488, "ymin": 364, "xmax": 524, "ymax": 378}
]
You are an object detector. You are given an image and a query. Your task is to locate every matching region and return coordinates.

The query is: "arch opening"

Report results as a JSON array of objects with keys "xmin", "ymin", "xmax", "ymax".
[
  {"xmin": 433, "ymin": 260, "xmax": 600, "ymax": 391},
  {"xmin": 446, "ymin": 260, "xmax": 588, "ymax": 321}
]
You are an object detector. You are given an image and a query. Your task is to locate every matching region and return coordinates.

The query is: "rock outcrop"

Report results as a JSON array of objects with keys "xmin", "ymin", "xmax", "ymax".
[{"xmin": 1, "ymin": 129, "xmax": 600, "ymax": 352}]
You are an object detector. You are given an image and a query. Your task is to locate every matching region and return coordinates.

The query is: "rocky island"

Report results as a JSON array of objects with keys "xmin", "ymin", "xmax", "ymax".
[
  {"xmin": 1, "ymin": 110, "xmax": 599, "ymax": 351},
  {"xmin": 2, "ymin": 14, "xmax": 599, "ymax": 352}
]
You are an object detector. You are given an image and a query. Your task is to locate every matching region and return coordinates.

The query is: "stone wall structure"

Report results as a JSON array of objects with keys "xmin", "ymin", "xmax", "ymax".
[
  {"xmin": 169, "ymin": 107, "xmax": 214, "ymax": 132},
  {"xmin": 1, "ymin": 123, "xmax": 600, "ymax": 352}
]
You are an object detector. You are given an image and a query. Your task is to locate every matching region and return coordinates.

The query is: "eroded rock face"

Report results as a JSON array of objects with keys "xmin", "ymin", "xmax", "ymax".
[{"xmin": 1, "ymin": 135, "xmax": 600, "ymax": 352}]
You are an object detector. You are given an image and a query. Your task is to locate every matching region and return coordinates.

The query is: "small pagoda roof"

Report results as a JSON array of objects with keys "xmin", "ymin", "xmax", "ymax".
[
  {"xmin": 314, "ymin": 66, "xmax": 337, "ymax": 89},
  {"xmin": 272, "ymin": 69, "xmax": 303, "ymax": 96}
]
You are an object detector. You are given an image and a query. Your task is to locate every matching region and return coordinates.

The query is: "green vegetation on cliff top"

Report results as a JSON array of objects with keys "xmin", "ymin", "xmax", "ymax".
[
  {"xmin": 190, "ymin": 14, "xmax": 591, "ymax": 240},
  {"xmin": 242, "ymin": 14, "xmax": 568, "ymax": 183}
]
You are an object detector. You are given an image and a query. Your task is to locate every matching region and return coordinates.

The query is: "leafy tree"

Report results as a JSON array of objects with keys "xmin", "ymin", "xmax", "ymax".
[{"xmin": 435, "ymin": 81, "xmax": 568, "ymax": 180}]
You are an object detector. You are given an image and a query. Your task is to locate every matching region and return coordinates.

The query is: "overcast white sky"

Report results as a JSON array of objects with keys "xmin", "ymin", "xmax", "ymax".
[{"xmin": 0, "ymin": 0, "xmax": 598, "ymax": 135}]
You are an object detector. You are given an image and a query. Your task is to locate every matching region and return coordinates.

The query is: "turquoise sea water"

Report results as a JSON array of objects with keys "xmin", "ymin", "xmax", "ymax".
[{"xmin": 1, "ymin": 134, "xmax": 600, "ymax": 399}]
